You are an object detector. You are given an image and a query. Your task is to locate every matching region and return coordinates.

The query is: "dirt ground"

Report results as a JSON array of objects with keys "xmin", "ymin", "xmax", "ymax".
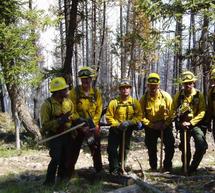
[{"xmin": 0, "ymin": 129, "xmax": 215, "ymax": 192}]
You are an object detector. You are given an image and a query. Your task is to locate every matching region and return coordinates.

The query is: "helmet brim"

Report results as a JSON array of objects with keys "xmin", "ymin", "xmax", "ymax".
[
  {"xmin": 147, "ymin": 82, "xmax": 160, "ymax": 85},
  {"xmin": 50, "ymin": 85, "xmax": 69, "ymax": 93},
  {"xmin": 181, "ymin": 78, "xmax": 197, "ymax": 84}
]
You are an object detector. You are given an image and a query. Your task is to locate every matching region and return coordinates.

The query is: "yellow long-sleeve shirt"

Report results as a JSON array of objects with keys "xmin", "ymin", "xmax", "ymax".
[
  {"xmin": 207, "ymin": 86, "xmax": 215, "ymax": 121},
  {"xmin": 40, "ymin": 96, "xmax": 79, "ymax": 134},
  {"xmin": 171, "ymin": 88, "xmax": 206, "ymax": 126},
  {"xmin": 106, "ymin": 96, "xmax": 142, "ymax": 127},
  {"xmin": 69, "ymin": 86, "xmax": 103, "ymax": 126},
  {"xmin": 139, "ymin": 90, "xmax": 172, "ymax": 128}
]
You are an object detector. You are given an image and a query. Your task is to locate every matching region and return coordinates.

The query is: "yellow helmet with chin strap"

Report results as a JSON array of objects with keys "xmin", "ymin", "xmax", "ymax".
[
  {"xmin": 147, "ymin": 73, "xmax": 160, "ymax": 84},
  {"xmin": 49, "ymin": 77, "xmax": 69, "ymax": 93},
  {"xmin": 181, "ymin": 71, "xmax": 197, "ymax": 83},
  {"xmin": 78, "ymin": 67, "xmax": 95, "ymax": 78}
]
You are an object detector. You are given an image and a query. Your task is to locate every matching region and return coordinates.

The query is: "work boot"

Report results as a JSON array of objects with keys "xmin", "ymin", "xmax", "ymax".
[
  {"xmin": 188, "ymin": 166, "xmax": 197, "ymax": 175},
  {"xmin": 110, "ymin": 168, "xmax": 123, "ymax": 176},
  {"xmin": 147, "ymin": 167, "xmax": 157, "ymax": 172},
  {"xmin": 162, "ymin": 166, "xmax": 172, "ymax": 173}
]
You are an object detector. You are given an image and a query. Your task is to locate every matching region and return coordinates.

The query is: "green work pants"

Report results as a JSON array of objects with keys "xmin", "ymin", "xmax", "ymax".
[
  {"xmin": 107, "ymin": 127, "xmax": 133, "ymax": 173},
  {"xmin": 179, "ymin": 126, "xmax": 208, "ymax": 171},
  {"xmin": 45, "ymin": 134, "xmax": 70, "ymax": 185},
  {"xmin": 145, "ymin": 126, "xmax": 175, "ymax": 170}
]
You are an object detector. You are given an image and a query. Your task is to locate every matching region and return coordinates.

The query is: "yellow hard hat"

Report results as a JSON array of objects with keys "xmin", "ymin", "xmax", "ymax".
[
  {"xmin": 49, "ymin": 77, "xmax": 69, "ymax": 93},
  {"xmin": 78, "ymin": 67, "xmax": 95, "ymax": 78},
  {"xmin": 181, "ymin": 71, "xmax": 197, "ymax": 83},
  {"xmin": 147, "ymin": 73, "xmax": 160, "ymax": 84},
  {"xmin": 119, "ymin": 79, "xmax": 132, "ymax": 88}
]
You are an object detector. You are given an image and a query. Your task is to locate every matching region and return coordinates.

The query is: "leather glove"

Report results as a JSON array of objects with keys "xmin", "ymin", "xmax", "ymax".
[
  {"xmin": 58, "ymin": 111, "xmax": 71, "ymax": 124},
  {"xmin": 119, "ymin": 121, "xmax": 132, "ymax": 130},
  {"xmin": 75, "ymin": 117, "xmax": 87, "ymax": 125},
  {"xmin": 181, "ymin": 121, "xmax": 191, "ymax": 130},
  {"xmin": 86, "ymin": 118, "xmax": 96, "ymax": 131},
  {"xmin": 135, "ymin": 122, "xmax": 144, "ymax": 131}
]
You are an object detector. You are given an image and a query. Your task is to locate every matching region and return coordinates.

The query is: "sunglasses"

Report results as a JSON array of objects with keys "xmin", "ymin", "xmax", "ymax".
[
  {"xmin": 78, "ymin": 70, "xmax": 92, "ymax": 77},
  {"xmin": 120, "ymin": 84, "xmax": 131, "ymax": 88},
  {"xmin": 182, "ymin": 74, "xmax": 193, "ymax": 81},
  {"xmin": 148, "ymin": 78, "xmax": 159, "ymax": 84}
]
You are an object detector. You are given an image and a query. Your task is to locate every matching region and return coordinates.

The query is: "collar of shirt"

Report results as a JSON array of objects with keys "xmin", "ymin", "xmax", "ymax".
[
  {"xmin": 181, "ymin": 88, "xmax": 197, "ymax": 98},
  {"xmin": 79, "ymin": 86, "xmax": 95, "ymax": 97},
  {"xmin": 118, "ymin": 96, "xmax": 133, "ymax": 104},
  {"xmin": 146, "ymin": 91, "xmax": 163, "ymax": 101}
]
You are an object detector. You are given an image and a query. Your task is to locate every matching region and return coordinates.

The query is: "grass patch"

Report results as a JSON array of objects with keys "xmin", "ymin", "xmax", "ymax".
[
  {"xmin": 0, "ymin": 174, "xmax": 103, "ymax": 193},
  {"xmin": 0, "ymin": 146, "xmax": 44, "ymax": 158}
]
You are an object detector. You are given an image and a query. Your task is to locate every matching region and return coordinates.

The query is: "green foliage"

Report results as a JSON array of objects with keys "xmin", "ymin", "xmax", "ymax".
[
  {"xmin": 0, "ymin": 0, "xmax": 20, "ymax": 24},
  {"xmin": 0, "ymin": 22, "xmax": 43, "ymax": 87},
  {"xmin": 0, "ymin": 2, "xmax": 45, "ymax": 87}
]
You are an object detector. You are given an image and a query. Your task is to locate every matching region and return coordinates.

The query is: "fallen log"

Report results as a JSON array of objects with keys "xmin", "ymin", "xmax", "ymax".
[
  {"xmin": 135, "ymin": 179, "xmax": 164, "ymax": 193},
  {"xmin": 146, "ymin": 173, "xmax": 215, "ymax": 181},
  {"xmin": 125, "ymin": 173, "xmax": 164, "ymax": 193},
  {"xmin": 104, "ymin": 173, "xmax": 135, "ymax": 186},
  {"xmin": 106, "ymin": 184, "xmax": 143, "ymax": 193}
]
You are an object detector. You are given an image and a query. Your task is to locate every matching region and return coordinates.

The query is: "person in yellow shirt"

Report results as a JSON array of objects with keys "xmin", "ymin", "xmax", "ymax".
[
  {"xmin": 207, "ymin": 69, "xmax": 215, "ymax": 142},
  {"xmin": 172, "ymin": 71, "xmax": 207, "ymax": 174},
  {"xmin": 106, "ymin": 79, "xmax": 142, "ymax": 175},
  {"xmin": 68, "ymin": 67, "xmax": 103, "ymax": 175},
  {"xmin": 140, "ymin": 73, "xmax": 175, "ymax": 172},
  {"xmin": 40, "ymin": 77, "xmax": 79, "ymax": 186}
]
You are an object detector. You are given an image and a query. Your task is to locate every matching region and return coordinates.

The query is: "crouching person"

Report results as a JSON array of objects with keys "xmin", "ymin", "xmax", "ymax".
[
  {"xmin": 106, "ymin": 79, "xmax": 142, "ymax": 175},
  {"xmin": 172, "ymin": 71, "xmax": 208, "ymax": 175},
  {"xmin": 40, "ymin": 77, "xmax": 79, "ymax": 186}
]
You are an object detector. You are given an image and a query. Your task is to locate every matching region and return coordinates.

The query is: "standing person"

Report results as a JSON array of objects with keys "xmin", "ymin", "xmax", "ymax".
[
  {"xmin": 207, "ymin": 69, "xmax": 215, "ymax": 142},
  {"xmin": 172, "ymin": 71, "xmax": 208, "ymax": 174},
  {"xmin": 106, "ymin": 79, "xmax": 142, "ymax": 175},
  {"xmin": 140, "ymin": 73, "xmax": 175, "ymax": 172},
  {"xmin": 68, "ymin": 67, "xmax": 103, "ymax": 175},
  {"xmin": 40, "ymin": 77, "xmax": 79, "ymax": 186}
]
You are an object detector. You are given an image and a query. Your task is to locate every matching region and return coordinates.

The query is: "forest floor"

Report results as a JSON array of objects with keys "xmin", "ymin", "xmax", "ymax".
[{"xmin": 0, "ymin": 127, "xmax": 215, "ymax": 193}]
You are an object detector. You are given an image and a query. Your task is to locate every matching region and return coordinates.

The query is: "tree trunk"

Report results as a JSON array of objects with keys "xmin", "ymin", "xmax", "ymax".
[
  {"xmin": 63, "ymin": 0, "xmax": 79, "ymax": 82},
  {"xmin": 91, "ymin": 0, "xmax": 97, "ymax": 67},
  {"xmin": 187, "ymin": 10, "xmax": 195, "ymax": 69},
  {"xmin": 120, "ymin": 0, "xmax": 125, "ymax": 79},
  {"xmin": 199, "ymin": 15, "xmax": 210, "ymax": 96},
  {"xmin": 0, "ymin": 80, "xmax": 5, "ymax": 112},
  {"xmin": 15, "ymin": 112, "xmax": 21, "ymax": 149},
  {"xmin": 94, "ymin": 1, "xmax": 106, "ymax": 86},
  {"xmin": 172, "ymin": 14, "xmax": 183, "ymax": 95},
  {"xmin": 59, "ymin": 0, "xmax": 66, "ymax": 65},
  {"xmin": 85, "ymin": 0, "xmax": 89, "ymax": 66},
  {"xmin": 7, "ymin": 84, "xmax": 41, "ymax": 140}
]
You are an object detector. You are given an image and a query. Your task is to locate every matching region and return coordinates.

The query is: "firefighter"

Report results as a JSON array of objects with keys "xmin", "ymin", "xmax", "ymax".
[
  {"xmin": 106, "ymin": 79, "xmax": 142, "ymax": 175},
  {"xmin": 140, "ymin": 73, "xmax": 175, "ymax": 172},
  {"xmin": 207, "ymin": 69, "xmax": 215, "ymax": 142},
  {"xmin": 68, "ymin": 67, "xmax": 103, "ymax": 176},
  {"xmin": 172, "ymin": 71, "xmax": 208, "ymax": 174},
  {"xmin": 40, "ymin": 77, "xmax": 79, "ymax": 185}
]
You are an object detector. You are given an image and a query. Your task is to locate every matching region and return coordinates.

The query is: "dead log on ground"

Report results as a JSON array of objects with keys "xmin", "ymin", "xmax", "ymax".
[
  {"xmin": 126, "ymin": 173, "xmax": 164, "ymax": 193},
  {"xmin": 106, "ymin": 184, "xmax": 143, "ymax": 193}
]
